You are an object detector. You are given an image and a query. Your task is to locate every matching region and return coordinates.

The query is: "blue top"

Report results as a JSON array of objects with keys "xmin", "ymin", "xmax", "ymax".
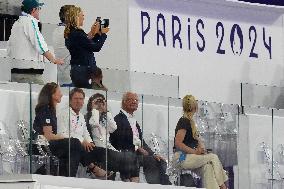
[
  {"xmin": 65, "ymin": 28, "xmax": 107, "ymax": 70},
  {"xmin": 33, "ymin": 105, "xmax": 57, "ymax": 135}
]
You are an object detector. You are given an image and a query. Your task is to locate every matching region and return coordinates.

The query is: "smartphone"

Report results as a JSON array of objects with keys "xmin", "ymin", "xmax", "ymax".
[
  {"xmin": 96, "ymin": 17, "xmax": 101, "ymax": 22},
  {"xmin": 102, "ymin": 19, "xmax": 109, "ymax": 28}
]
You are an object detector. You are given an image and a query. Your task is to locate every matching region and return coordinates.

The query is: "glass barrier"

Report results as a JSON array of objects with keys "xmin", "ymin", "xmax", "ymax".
[
  {"xmin": 168, "ymin": 97, "xmax": 182, "ymax": 168},
  {"xmin": 0, "ymin": 56, "xmax": 179, "ymax": 98},
  {"xmin": 30, "ymin": 83, "xmax": 52, "ymax": 175},
  {"xmin": 241, "ymin": 83, "xmax": 284, "ymax": 109},
  {"xmin": 169, "ymin": 97, "xmax": 191, "ymax": 186},
  {"xmin": 0, "ymin": 82, "xmax": 30, "ymax": 176},
  {"xmin": 2, "ymin": 82, "xmax": 284, "ymax": 188},
  {"xmin": 0, "ymin": 41, "xmax": 7, "ymax": 57},
  {"xmin": 141, "ymin": 95, "xmax": 170, "ymax": 184},
  {"xmin": 240, "ymin": 106, "xmax": 273, "ymax": 189},
  {"xmin": 106, "ymin": 91, "xmax": 143, "ymax": 182},
  {"xmin": 80, "ymin": 88, "xmax": 109, "ymax": 179},
  {"xmin": 168, "ymin": 98, "xmax": 239, "ymax": 188},
  {"xmin": 0, "ymin": 57, "xmax": 57, "ymax": 83},
  {"xmin": 197, "ymin": 101, "xmax": 239, "ymax": 188},
  {"xmin": 41, "ymin": 23, "xmax": 179, "ymax": 98},
  {"xmin": 129, "ymin": 71, "xmax": 178, "ymax": 98},
  {"xmin": 41, "ymin": 23, "xmax": 59, "ymax": 46},
  {"xmin": 0, "ymin": 16, "xmax": 4, "ymax": 41},
  {"xmin": 272, "ymin": 109, "xmax": 284, "ymax": 189},
  {"xmin": 0, "ymin": 14, "xmax": 19, "ymax": 41},
  {"xmin": 101, "ymin": 68, "xmax": 179, "ymax": 98},
  {"xmin": 0, "ymin": 57, "xmax": 11, "ymax": 82}
]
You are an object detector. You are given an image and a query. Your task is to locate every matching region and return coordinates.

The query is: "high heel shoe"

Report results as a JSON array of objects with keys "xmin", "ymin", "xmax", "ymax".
[{"xmin": 87, "ymin": 165, "xmax": 114, "ymax": 180}]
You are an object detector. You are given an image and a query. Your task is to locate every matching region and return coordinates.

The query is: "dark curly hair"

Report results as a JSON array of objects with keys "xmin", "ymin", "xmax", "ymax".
[{"xmin": 85, "ymin": 93, "xmax": 105, "ymax": 141}]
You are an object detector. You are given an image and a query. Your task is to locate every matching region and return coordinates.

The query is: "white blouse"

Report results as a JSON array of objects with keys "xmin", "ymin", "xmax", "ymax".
[{"xmin": 89, "ymin": 109, "xmax": 117, "ymax": 151}]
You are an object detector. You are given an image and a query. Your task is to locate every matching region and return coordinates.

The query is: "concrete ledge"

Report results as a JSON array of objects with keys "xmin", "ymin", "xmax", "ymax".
[{"xmin": 0, "ymin": 174, "xmax": 203, "ymax": 189}]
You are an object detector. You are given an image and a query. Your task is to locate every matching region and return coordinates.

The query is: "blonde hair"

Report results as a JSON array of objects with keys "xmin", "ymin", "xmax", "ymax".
[
  {"xmin": 64, "ymin": 6, "xmax": 82, "ymax": 38},
  {"xmin": 182, "ymin": 95, "xmax": 199, "ymax": 140}
]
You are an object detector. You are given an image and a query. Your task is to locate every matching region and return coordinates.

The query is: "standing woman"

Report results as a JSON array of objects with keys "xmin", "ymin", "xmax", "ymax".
[
  {"xmin": 64, "ymin": 6, "xmax": 109, "ymax": 88},
  {"xmin": 33, "ymin": 82, "xmax": 83, "ymax": 177},
  {"xmin": 174, "ymin": 95, "xmax": 228, "ymax": 189}
]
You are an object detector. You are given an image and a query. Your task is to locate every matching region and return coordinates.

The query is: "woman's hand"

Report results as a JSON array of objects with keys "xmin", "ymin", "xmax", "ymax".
[
  {"xmin": 101, "ymin": 27, "xmax": 109, "ymax": 34},
  {"xmin": 198, "ymin": 143, "xmax": 206, "ymax": 154},
  {"xmin": 90, "ymin": 21, "xmax": 100, "ymax": 35},
  {"xmin": 195, "ymin": 146, "xmax": 205, "ymax": 155}
]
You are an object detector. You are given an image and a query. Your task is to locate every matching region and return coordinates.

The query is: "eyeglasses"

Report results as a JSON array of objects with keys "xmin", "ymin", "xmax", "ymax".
[
  {"xmin": 126, "ymin": 98, "xmax": 139, "ymax": 102},
  {"xmin": 93, "ymin": 98, "xmax": 105, "ymax": 104}
]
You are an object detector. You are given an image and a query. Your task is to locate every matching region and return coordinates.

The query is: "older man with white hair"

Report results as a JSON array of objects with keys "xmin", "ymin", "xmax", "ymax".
[{"xmin": 110, "ymin": 92, "xmax": 171, "ymax": 185}]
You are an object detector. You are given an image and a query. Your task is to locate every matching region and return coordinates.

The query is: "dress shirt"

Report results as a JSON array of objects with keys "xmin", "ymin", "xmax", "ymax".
[
  {"xmin": 57, "ymin": 106, "xmax": 92, "ymax": 143},
  {"xmin": 121, "ymin": 109, "xmax": 141, "ymax": 149}
]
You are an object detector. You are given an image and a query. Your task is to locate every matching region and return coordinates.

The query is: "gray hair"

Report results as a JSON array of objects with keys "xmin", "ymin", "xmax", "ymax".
[{"xmin": 121, "ymin": 92, "xmax": 137, "ymax": 108}]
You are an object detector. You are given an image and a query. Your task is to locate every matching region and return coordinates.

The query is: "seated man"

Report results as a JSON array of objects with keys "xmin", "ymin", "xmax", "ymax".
[
  {"xmin": 57, "ymin": 87, "xmax": 110, "ymax": 178},
  {"xmin": 57, "ymin": 88, "xmax": 137, "ymax": 179},
  {"xmin": 85, "ymin": 93, "xmax": 139, "ymax": 182},
  {"xmin": 110, "ymin": 92, "xmax": 171, "ymax": 185}
]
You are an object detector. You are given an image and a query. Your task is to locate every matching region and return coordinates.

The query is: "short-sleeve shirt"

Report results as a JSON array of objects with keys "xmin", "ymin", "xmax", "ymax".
[
  {"xmin": 174, "ymin": 117, "xmax": 198, "ymax": 149},
  {"xmin": 33, "ymin": 105, "xmax": 57, "ymax": 135}
]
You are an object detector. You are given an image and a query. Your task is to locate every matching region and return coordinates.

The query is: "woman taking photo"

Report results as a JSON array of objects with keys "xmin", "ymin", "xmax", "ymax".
[
  {"xmin": 174, "ymin": 95, "xmax": 228, "ymax": 189},
  {"xmin": 64, "ymin": 6, "xmax": 109, "ymax": 88}
]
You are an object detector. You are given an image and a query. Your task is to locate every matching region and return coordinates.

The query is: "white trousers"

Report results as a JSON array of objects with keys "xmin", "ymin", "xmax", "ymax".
[{"xmin": 175, "ymin": 152, "xmax": 228, "ymax": 189}]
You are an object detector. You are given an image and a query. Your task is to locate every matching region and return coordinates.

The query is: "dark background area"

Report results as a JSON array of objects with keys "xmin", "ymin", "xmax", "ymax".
[{"xmin": 238, "ymin": 0, "xmax": 284, "ymax": 6}]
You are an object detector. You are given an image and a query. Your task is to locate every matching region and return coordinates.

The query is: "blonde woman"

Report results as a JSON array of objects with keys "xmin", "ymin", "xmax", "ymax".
[
  {"xmin": 174, "ymin": 95, "xmax": 228, "ymax": 189},
  {"xmin": 64, "ymin": 6, "xmax": 109, "ymax": 88}
]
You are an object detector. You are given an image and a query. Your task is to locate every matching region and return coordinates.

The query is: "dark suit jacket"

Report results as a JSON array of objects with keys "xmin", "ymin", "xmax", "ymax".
[{"xmin": 110, "ymin": 111, "xmax": 154, "ymax": 155}]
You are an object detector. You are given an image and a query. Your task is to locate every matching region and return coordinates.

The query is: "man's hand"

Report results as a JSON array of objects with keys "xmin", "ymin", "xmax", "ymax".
[
  {"xmin": 153, "ymin": 154, "xmax": 165, "ymax": 162},
  {"xmin": 43, "ymin": 51, "xmax": 64, "ymax": 65},
  {"xmin": 53, "ymin": 58, "xmax": 64, "ymax": 65},
  {"xmin": 82, "ymin": 140, "xmax": 96, "ymax": 152},
  {"xmin": 137, "ymin": 147, "xmax": 149, "ymax": 156}
]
